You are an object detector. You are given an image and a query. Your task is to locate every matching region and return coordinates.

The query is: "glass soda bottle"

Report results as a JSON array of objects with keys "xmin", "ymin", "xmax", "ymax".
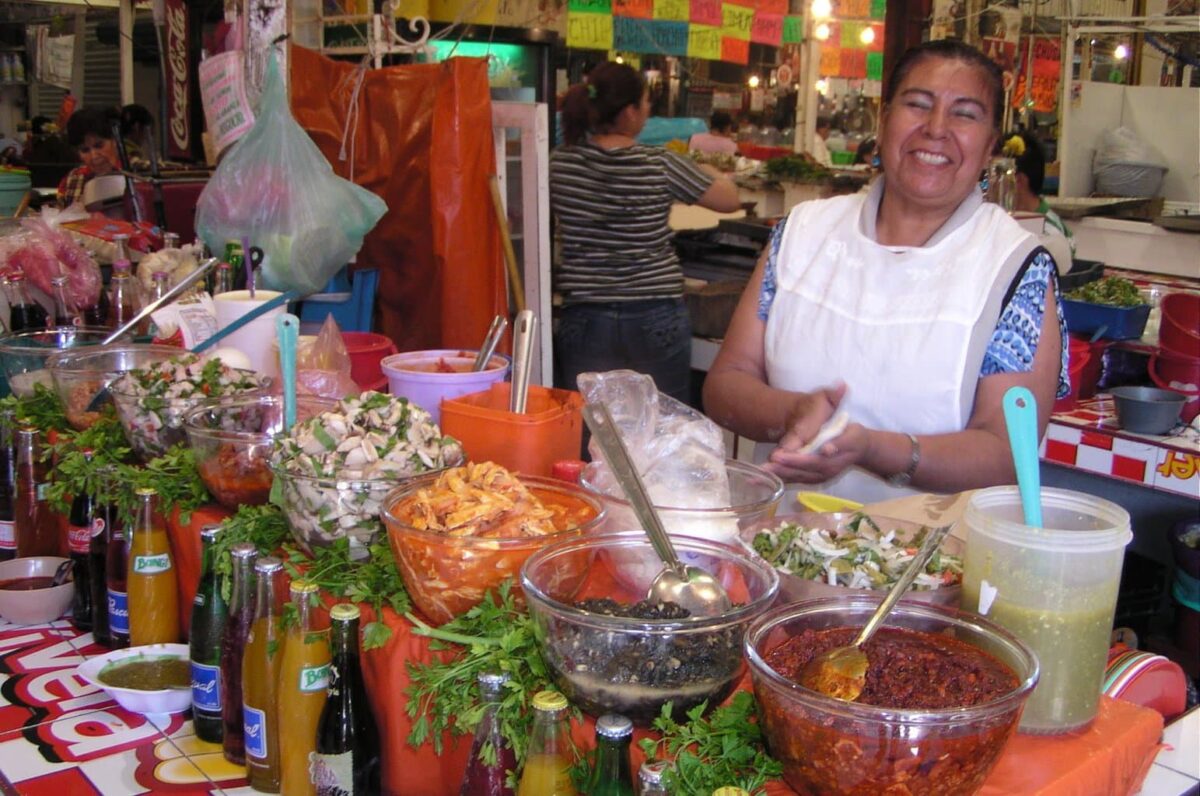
[
  {"xmin": 459, "ymin": 671, "xmax": 517, "ymax": 796},
  {"xmin": 105, "ymin": 505, "xmax": 130, "ymax": 648},
  {"xmin": 145, "ymin": 271, "xmax": 169, "ymax": 338},
  {"xmin": 108, "ymin": 260, "xmax": 138, "ymax": 332},
  {"xmin": 65, "ymin": 449, "xmax": 97, "ymax": 631},
  {"xmin": 212, "ymin": 262, "xmax": 233, "ymax": 296},
  {"xmin": 126, "ymin": 487, "xmax": 180, "ymax": 645},
  {"xmin": 243, "ymin": 556, "xmax": 285, "ymax": 793},
  {"xmin": 4, "ymin": 272, "xmax": 48, "ymax": 331},
  {"xmin": 190, "ymin": 524, "xmax": 228, "ymax": 744},
  {"xmin": 50, "ymin": 275, "xmax": 79, "ymax": 328},
  {"xmin": 637, "ymin": 760, "xmax": 671, "ymax": 796},
  {"xmin": 517, "ymin": 691, "xmax": 577, "ymax": 796},
  {"xmin": 221, "ymin": 542, "xmax": 257, "ymax": 764},
  {"xmin": 0, "ymin": 410, "xmax": 17, "ymax": 561},
  {"xmin": 89, "ymin": 483, "xmax": 114, "ymax": 648},
  {"xmin": 163, "ymin": 232, "xmax": 180, "ymax": 251},
  {"xmin": 14, "ymin": 427, "xmax": 62, "ymax": 558},
  {"xmin": 711, "ymin": 789, "xmax": 750, "ymax": 796},
  {"xmin": 312, "ymin": 603, "xmax": 380, "ymax": 796},
  {"xmin": 586, "ymin": 714, "xmax": 634, "ymax": 796},
  {"xmin": 278, "ymin": 579, "xmax": 331, "ymax": 796}
]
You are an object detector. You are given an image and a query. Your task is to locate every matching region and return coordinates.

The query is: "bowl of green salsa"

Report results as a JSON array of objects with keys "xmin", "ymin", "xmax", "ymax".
[{"xmin": 76, "ymin": 644, "xmax": 192, "ymax": 715}]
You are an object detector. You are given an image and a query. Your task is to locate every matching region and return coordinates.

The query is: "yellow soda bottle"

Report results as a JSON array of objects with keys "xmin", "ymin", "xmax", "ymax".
[
  {"xmin": 126, "ymin": 487, "xmax": 179, "ymax": 645},
  {"xmin": 517, "ymin": 690, "xmax": 577, "ymax": 796},
  {"xmin": 277, "ymin": 580, "xmax": 330, "ymax": 796},
  {"xmin": 243, "ymin": 556, "xmax": 285, "ymax": 793}
]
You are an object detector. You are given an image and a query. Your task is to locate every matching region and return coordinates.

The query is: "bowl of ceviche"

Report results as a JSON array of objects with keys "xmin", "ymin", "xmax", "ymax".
[{"xmin": 739, "ymin": 512, "xmax": 963, "ymax": 608}]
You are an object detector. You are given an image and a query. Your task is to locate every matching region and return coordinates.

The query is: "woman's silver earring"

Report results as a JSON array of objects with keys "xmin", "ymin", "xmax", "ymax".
[
  {"xmin": 870, "ymin": 154, "xmax": 881, "ymax": 168},
  {"xmin": 979, "ymin": 170, "xmax": 990, "ymax": 193}
]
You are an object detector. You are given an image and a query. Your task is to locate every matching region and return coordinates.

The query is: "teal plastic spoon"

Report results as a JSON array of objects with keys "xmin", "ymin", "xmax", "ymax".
[
  {"xmin": 276, "ymin": 313, "xmax": 299, "ymax": 433},
  {"xmin": 1002, "ymin": 386, "xmax": 1043, "ymax": 527}
]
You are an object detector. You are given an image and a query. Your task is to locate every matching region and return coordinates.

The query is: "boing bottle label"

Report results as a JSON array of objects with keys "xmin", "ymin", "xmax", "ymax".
[
  {"xmin": 190, "ymin": 662, "xmax": 222, "ymax": 712},
  {"xmin": 133, "ymin": 553, "xmax": 171, "ymax": 574},
  {"xmin": 107, "ymin": 590, "xmax": 129, "ymax": 635},
  {"xmin": 244, "ymin": 706, "xmax": 268, "ymax": 759},
  {"xmin": 299, "ymin": 663, "xmax": 331, "ymax": 693}
]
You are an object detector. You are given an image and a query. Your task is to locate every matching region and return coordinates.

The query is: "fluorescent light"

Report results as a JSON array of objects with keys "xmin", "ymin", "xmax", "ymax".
[{"xmin": 812, "ymin": 0, "xmax": 832, "ymax": 19}]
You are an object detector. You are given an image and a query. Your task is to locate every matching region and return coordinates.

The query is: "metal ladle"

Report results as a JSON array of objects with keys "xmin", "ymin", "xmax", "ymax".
[
  {"xmin": 581, "ymin": 402, "xmax": 732, "ymax": 618},
  {"xmin": 799, "ymin": 522, "xmax": 953, "ymax": 701}
]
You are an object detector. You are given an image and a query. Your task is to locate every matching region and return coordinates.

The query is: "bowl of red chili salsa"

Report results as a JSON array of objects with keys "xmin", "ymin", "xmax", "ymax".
[{"xmin": 745, "ymin": 596, "xmax": 1038, "ymax": 796}]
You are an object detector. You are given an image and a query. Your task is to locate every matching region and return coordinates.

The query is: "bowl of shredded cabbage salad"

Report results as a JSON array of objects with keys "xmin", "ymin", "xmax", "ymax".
[{"xmin": 740, "ymin": 512, "xmax": 964, "ymax": 607}]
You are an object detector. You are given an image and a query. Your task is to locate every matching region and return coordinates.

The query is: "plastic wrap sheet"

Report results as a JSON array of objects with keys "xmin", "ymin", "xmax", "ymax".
[{"xmin": 289, "ymin": 47, "xmax": 506, "ymax": 353}]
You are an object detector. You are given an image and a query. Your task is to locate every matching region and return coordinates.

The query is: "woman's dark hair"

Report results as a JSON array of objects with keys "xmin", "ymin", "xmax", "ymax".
[
  {"xmin": 560, "ymin": 61, "xmax": 646, "ymax": 146},
  {"xmin": 854, "ymin": 136, "xmax": 877, "ymax": 165},
  {"xmin": 120, "ymin": 104, "xmax": 154, "ymax": 138},
  {"xmin": 710, "ymin": 110, "xmax": 734, "ymax": 134},
  {"xmin": 1014, "ymin": 131, "xmax": 1047, "ymax": 194},
  {"xmin": 66, "ymin": 106, "xmax": 120, "ymax": 147},
  {"xmin": 884, "ymin": 39, "xmax": 1005, "ymax": 130}
]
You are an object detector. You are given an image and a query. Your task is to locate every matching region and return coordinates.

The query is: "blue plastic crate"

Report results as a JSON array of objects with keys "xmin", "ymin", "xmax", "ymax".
[{"xmin": 1062, "ymin": 299, "xmax": 1151, "ymax": 340}]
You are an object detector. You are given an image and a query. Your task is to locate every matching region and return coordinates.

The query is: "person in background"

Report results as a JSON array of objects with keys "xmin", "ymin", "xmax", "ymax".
[
  {"xmin": 120, "ymin": 104, "xmax": 154, "ymax": 166},
  {"xmin": 1011, "ymin": 130, "xmax": 1075, "ymax": 270},
  {"xmin": 550, "ymin": 61, "xmax": 740, "ymax": 404},
  {"xmin": 703, "ymin": 39, "xmax": 1068, "ymax": 504},
  {"xmin": 854, "ymin": 136, "xmax": 877, "ymax": 167},
  {"xmin": 810, "ymin": 114, "xmax": 834, "ymax": 167},
  {"xmin": 58, "ymin": 106, "xmax": 122, "ymax": 209},
  {"xmin": 0, "ymin": 130, "xmax": 20, "ymax": 164},
  {"xmin": 688, "ymin": 110, "xmax": 739, "ymax": 156}
]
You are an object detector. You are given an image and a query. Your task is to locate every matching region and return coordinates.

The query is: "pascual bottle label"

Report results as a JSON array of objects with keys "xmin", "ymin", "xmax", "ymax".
[
  {"xmin": 0, "ymin": 520, "xmax": 14, "ymax": 550},
  {"xmin": 299, "ymin": 663, "xmax": 331, "ymax": 693},
  {"xmin": 107, "ymin": 590, "xmax": 129, "ymax": 635},
  {"xmin": 244, "ymin": 705, "xmax": 268, "ymax": 759},
  {"xmin": 310, "ymin": 751, "xmax": 353, "ymax": 796},
  {"xmin": 133, "ymin": 554, "xmax": 171, "ymax": 574},
  {"xmin": 190, "ymin": 662, "xmax": 222, "ymax": 712}
]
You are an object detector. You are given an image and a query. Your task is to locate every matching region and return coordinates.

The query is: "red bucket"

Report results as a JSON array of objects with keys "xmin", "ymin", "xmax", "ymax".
[
  {"xmin": 342, "ymin": 331, "xmax": 397, "ymax": 392},
  {"xmin": 1054, "ymin": 336, "xmax": 1093, "ymax": 412},
  {"xmin": 1160, "ymin": 293, "xmax": 1200, "ymax": 358},
  {"xmin": 1150, "ymin": 347, "xmax": 1200, "ymax": 423}
]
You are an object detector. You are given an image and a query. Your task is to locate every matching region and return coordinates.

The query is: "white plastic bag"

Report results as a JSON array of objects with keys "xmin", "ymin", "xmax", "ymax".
[{"xmin": 195, "ymin": 51, "xmax": 386, "ymax": 295}]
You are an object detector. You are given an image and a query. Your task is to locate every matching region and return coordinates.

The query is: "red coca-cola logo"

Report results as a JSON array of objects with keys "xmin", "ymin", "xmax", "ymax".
[{"xmin": 166, "ymin": 2, "xmax": 189, "ymax": 153}]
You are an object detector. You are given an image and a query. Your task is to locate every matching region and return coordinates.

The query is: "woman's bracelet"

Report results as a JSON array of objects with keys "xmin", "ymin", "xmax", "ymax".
[{"xmin": 887, "ymin": 433, "xmax": 920, "ymax": 488}]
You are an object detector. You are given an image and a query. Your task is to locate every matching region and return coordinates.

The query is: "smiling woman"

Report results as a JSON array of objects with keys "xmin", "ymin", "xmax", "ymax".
[{"xmin": 702, "ymin": 39, "xmax": 1070, "ymax": 506}]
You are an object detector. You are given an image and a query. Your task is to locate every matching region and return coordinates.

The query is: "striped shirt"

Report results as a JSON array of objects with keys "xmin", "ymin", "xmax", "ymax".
[{"xmin": 550, "ymin": 143, "xmax": 714, "ymax": 304}]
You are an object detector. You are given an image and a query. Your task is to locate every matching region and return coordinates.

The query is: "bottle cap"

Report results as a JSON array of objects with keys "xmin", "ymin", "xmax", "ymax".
[
  {"xmin": 113, "ymin": 233, "xmax": 129, "ymax": 241},
  {"xmin": 639, "ymin": 759, "xmax": 672, "ymax": 785},
  {"xmin": 290, "ymin": 579, "xmax": 319, "ymax": 595},
  {"xmin": 595, "ymin": 713, "xmax": 633, "ymax": 740},
  {"xmin": 531, "ymin": 690, "xmax": 568, "ymax": 712},
  {"xmin": 330, "ymin": 603, "xmax": 361, "ymax": 621},
  {"xmin": 477, "ymin": 671, "xmax": 511, "ymax": 688},
  {"xmin": 711, "ymin": 788, "xmax": 751, "ymax": 796},
  {"xmin": 199, "ymin": 524, "xmax": 222, "ymax": 540},
  {"xmin": 254, "ymin": 556, "xmax": 283, "ymax": 574},
  {"xmin": 230, "ymin": 542, "xmax": 258, "ymax": 559},
  {"xmin": 135, "ymin": 486, "xmax": 157, "ymax": 497}
]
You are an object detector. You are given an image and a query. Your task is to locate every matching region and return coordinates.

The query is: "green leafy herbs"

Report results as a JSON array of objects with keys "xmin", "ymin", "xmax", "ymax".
[
  {"xmin": 280, "ymin": 536, "xmax": 410, "ymax": 651},
  {"xmin": 638, "ymin": 692, "xmax": 782, "ymax": 796},
  {"xmin": 0, "ymin": 383, "xmax": 70, "ymax": 435},
  {"xmin": 43, "ymin": 415, "xmax": 131, "ymax": 514},
  {"xmin": 212, "ymin": 504, "xmax": 293, "ymax": 601},
  {"xmin": 404, "ymin": 580, "xmax": 564, "ymax": 771},
  {"xmin": 763, "ymin": 154, "xmax": 831, "ymax": 184},
  {"xmin": 1064, "ymin": 275, "xmax": 1146, "ymax": 307},
  {"xmin": 119, "ymin": 445, "xmax": 210, "ymax": 526}
]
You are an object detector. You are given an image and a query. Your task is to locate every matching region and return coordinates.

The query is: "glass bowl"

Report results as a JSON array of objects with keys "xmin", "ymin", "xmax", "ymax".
[
  {"xmin": 521, "ymin": 531, "xmax": 779, "ymax": 725},
  {"xmin": 0, "ymin": 327, "xmax": 123, "ymax": 398},
  {"xmin": 48, "ymin": 344, "xmax": 183, "ymax": 430},
  {"xmin": 745, "ymin": 597, "xmax": 1038, "ymax": 795},
  {"xmin": 108, "ymin": 361, "xmax": 269, "ymax": 461},
  {"xmin": 738, "ymin": 511, "xmax": 964, "ymax": 608},
  {"xmin": 184, "ymin": 394, "xmax": 338, "ymax": 509},
  {"xmin": 383, "ymin": 473, "xmax": 606, "ymax": 626},
  {"xmin": 580, "ymin": 459, "xmax": 784, "ymax": 546}
]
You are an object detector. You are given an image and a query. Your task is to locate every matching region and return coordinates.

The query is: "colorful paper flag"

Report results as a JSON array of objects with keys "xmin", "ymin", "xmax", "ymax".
[
  {"xmin": 614, "ymin": 16, "xmax": 689, "ymax": 53},
  {"xmin": 721, "ymin": 3, "xmax": 754, "ymax": 40},
  {"xmin": 567, "ymin": 12, "xmax": 614, "ymax": 48},
  {"xmin": 750, "ymin": 12, "xmax": 782, "ymax": 45},
  {"xmin": 568, "ymin": 0, "xmax": 611, "ymax": 12},
  {"xmin": 819, "ymin": 46, "xmax": 840, "ymax": 75},
  {"xmin": 687, "ymin": 23, "xmax": 722, "ymax": 58},
  {"xmin": 867, "ymin": 50, "xmax": 883, "ymax": 80},
  {"xmin": 840, "ymin": 47, "xmax": 867, "ymax": 78},
  {"xmin": 653, "ymin": 0, "xmax": 690, "ymax": 20},
  {"xmin": 689, "ymin": 0, "xmax": 722, "ymax": 25},
  {"xmin": 782, "ymin": 14, "xmax": 804, "ymax": 43},
  {"xmin": 614, "ymin": 0, "xmax": 654, "ymax": 17},
  {"xmin": 722, "ymin": 36, "xmax": 750, "ymax": 63}
]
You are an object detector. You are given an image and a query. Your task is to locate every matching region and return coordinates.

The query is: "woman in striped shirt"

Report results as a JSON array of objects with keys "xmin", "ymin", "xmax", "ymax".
[{"xmin": 550, "ymin": 62, "xmax": 740, "ymax": 403}]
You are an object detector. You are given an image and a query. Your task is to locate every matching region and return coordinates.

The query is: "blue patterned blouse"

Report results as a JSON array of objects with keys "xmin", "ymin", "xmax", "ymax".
[{"xmin": 757, "ymin": 217, "xmax": 1071, "ymax": 398}]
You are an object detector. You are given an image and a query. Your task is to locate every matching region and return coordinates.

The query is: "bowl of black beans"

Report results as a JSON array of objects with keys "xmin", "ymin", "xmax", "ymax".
[{"xmin": 520, "ymin": 531, "xmax": 779, "ymax": 725}]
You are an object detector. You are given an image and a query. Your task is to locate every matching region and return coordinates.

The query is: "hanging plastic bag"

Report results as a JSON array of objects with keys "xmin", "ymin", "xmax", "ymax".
[{"xmin": 195, "ymin": 50, "xmax": 386, "ymax": 295}]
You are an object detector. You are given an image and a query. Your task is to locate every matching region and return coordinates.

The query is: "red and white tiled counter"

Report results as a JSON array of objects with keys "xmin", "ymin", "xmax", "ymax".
[{"xmin": 1042, "ymin": 395, "xmax": 1200, "ymax": 498}]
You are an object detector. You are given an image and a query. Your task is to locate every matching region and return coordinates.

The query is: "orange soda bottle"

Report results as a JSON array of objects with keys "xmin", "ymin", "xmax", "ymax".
[
  {"xmin": 126, "ymin": 487, "xmax": 180, "ymax": 645},
  {"xmin": 277, "ymin": 579, "xmax": 330, "ymax": 796},
  {"xmin": 243, "ymin": 556, "xmax": 286, "ymax": 793},
  {"xmin": 517, "ymin": 691, "xmax": 577, "ymax": 796}
]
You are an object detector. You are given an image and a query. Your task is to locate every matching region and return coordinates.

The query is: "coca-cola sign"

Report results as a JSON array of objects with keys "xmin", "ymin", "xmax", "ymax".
[{"xmin": 164, "ymin": 0, "xmax": 190, "ymax": 159}]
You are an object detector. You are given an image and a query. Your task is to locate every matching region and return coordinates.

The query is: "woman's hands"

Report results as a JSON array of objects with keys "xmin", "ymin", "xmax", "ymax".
[{"xmin": 764, "ymin": 382, "xmax": 873, "ymax": 483}]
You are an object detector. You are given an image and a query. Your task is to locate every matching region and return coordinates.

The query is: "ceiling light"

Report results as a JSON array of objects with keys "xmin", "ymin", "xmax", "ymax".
[
  {"xmin": 815, "ymin": 78, "xmax": 829, "ymax": 95},
  {"xmin": 748, "ymin": 74, "xmax": 761, "ymax": 88},
  {"xmin": 815, "ymin": 22, "xmax": 831, "ymax": 40},
  {"xmin": 859, "ymin": 26, "xmax": 875, "ymax": 45},
  {"xmin": 1114, "ymin": 44, "xmax": 1128, "ymax": 60},
  {"xmin": 811, "ymin": 0, "xmax": 832, "ymax": 20}
]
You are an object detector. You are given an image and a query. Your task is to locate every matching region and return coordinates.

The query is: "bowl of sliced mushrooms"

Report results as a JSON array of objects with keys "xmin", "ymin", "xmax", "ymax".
[{"xmin": 270, "ymin": 391, "xmax": 464, "ymax": 557}]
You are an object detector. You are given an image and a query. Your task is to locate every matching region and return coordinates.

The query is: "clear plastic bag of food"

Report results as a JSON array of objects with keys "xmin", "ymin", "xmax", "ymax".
[
  {"xmin": 0, "ymin": 210, "xmax": 101, "ymax": 311},
  {"xmin": 296, "ymin": 315, "xmax": 358, "ymax": 399},
  {"xmin": 194, "ymin": 51, "xmax": 386, "ymax": 296}
]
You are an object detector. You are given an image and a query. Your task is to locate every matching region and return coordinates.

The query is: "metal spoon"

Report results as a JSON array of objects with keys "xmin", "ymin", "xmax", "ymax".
[
  {"xmin": 581, "ymin": 402, "xmax": 732, "ymax": 618},
  {"xmin": 799, "ymin": 522, "xmax": 953, "ymax": 702},
  {"xmin": 509, "ymin": 310, "xmax": 535, "ymax": 413},
  {"xmin": 473, "ymin": 315, "xmax": 507, "ymax": 372},
  {"xmin": 50, "ymin": 560, "xmax": 73, "ymax": 587}
]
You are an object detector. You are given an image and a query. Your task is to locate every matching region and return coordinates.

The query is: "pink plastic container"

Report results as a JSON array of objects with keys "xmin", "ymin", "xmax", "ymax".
[{"xmin": 380, "ymin": 349, "xmax": 510, "ymax": 424}]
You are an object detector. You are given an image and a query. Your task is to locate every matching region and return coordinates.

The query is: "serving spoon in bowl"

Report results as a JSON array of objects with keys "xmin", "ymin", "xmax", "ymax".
[
  {"xmin": 581, "ymin": 402, "xmax": 732, "ymax": 618},
  {"xmin": 799, "ymin": 522, "xmax": 952, "ymax": 701}
]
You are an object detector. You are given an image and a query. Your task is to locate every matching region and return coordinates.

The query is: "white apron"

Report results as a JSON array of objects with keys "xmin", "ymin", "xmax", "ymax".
[{"xmin": 759, "ymin": 180, "xmax": 1036, "ymax": 504}]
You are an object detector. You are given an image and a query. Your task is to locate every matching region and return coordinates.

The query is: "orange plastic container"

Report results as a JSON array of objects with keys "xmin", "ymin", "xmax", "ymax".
[{"xmin": 439, "ymin": 384, "xmax": 584, "ymax": 477}]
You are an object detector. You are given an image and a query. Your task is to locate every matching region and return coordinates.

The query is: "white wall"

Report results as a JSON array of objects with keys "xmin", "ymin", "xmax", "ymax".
[{"xmin": 1063, "ymin": 80, "xmax": 1200, "ymax": 203}]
